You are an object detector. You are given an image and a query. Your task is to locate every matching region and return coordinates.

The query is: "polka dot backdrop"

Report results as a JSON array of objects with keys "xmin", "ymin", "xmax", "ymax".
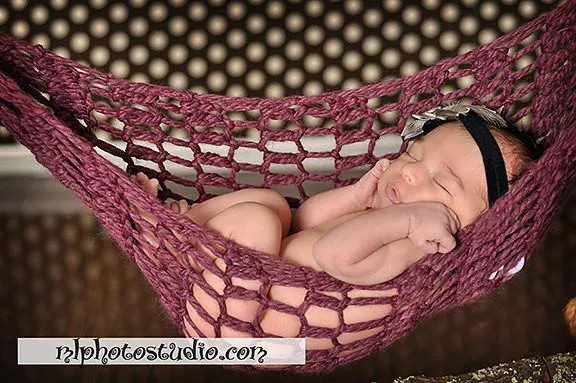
[{"xmin": 0, "ymin": 0, "xmax": 558, "ymax": 143}]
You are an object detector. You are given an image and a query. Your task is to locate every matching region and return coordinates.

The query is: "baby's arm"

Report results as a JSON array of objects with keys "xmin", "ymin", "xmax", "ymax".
[
  {"xmin": 313, "ymin": 202, "xmax": 460, "ymax": 285},
  {"xmin": 292, "ymin": 184, "xmax": 363, "ymax": 232},
  {"xmin": 293, "ymin": 159, "xmax": 391, "ymax": 231}
]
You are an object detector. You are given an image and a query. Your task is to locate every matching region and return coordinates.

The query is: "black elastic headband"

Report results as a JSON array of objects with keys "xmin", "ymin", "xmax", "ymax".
[{"xmin": 458, "ymin": 111, "xmax": 509, "ymax": 206}]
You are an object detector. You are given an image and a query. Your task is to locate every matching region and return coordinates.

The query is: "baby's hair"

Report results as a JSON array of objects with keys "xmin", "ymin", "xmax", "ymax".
[{"xmin": 487, "ymin": 122, "xmax": 541, "ymax": 185}]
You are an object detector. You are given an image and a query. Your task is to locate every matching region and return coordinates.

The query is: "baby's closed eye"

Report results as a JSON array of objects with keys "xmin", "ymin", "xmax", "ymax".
[{"xmin": 434, "ymin": 176, "xmax": 451, "ymax": 195}]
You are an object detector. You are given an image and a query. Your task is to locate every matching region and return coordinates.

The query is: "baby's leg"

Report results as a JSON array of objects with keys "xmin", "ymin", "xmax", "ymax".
[
  {"xmin": 184, "ymin": 188, "xmax": 292, "ymax": 236},
  {"xmin": 134, "ymin": 172, "xmax": 292, "ymax": 236},
  {"xmin": 206, "ymin": 202, "xmax": 283, "ymax": 255},
  {"xmin": 187, "ymin": 202, "xmax": 284, "ymax": 338}
]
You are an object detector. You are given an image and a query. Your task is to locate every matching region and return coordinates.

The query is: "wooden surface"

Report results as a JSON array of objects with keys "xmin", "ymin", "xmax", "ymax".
[{"xmin": 394, "ymin": 352, "xmax": 575, "ymax": 383}]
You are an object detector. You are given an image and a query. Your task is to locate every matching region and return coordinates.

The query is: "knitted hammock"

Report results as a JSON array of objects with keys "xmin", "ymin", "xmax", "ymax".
[{"xmin": 0, "ymin": 1, "xmax": 574, "ymax": 372}]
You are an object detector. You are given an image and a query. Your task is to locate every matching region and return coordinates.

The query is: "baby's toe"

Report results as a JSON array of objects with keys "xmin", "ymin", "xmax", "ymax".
[
  {"xmin": 178, "ymin": 199, "xmax": 189, "ymax": 213},
  {"xmin": 135, "ymin": 172, "xmax": 148, "ymax": 187},
  {"xmin": 145, "ymin": 178, "xmax": 159, "ymax": 196}
]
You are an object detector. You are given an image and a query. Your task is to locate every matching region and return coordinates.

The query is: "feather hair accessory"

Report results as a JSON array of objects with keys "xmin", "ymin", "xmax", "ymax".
[{"xmin": 401, "ymin": 101, "xmax": 507, "ymax": 140}]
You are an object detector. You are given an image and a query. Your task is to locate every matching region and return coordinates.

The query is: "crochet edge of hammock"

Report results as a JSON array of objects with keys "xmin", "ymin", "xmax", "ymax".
[{"xmin": 0, "ymin": 1, "xmax": 575, "ymax": 372}]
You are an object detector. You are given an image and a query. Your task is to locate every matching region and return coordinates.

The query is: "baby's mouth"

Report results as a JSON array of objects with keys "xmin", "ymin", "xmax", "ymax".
[{"xmin": 385, "ymin": 184, "xmax": 401, "ymax": 204}]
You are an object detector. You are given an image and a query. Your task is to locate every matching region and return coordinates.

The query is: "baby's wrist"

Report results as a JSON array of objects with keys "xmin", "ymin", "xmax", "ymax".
[
  {"xmin": 384, "ymin": 203, "xmax": 421, "ymax": 237},
  {"xmin": 352, "ymin": 182, "xmax": 371, "ymax": 210},
  {"xmin": 368, "ymin": 203, "xmax": 415, "ymax": 238}
]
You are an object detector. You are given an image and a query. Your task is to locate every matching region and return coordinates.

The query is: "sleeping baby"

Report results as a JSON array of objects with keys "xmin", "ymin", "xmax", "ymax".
[{"xmin": 133, "ymin": 103, "xmax": 538, "ymax": 344}]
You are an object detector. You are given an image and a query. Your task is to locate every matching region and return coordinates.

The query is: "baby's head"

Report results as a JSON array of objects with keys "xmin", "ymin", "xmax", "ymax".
[{"xmin": 375, "ymin": 105, "xmax": 539, "ymax": 227}]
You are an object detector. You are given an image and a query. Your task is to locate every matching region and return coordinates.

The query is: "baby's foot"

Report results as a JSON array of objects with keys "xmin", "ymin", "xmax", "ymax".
[
  {"xmin": 135, "ymin": 172, "xmax": 159, "ymax": 197},
  {"xmin": 170, "ymin": 199, "xmax": 191, "ymax": 214}
]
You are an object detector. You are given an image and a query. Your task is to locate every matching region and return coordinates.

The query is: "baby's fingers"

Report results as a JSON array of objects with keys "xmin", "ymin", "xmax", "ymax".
[
  {"xmin": 376, "ymin": 158, "xmax": 391, "ymax": 168},
  {"xmin": 374, "ymin": 159, "xmax": 391, "ymax": 176},
  {"xmin": 421, "ymin": 240, "xmax": 439, "ymax": 254},
  {"xmin": 412, "ymin": 236, "xmax": 437, "ymax": 254},
  {"xmin": 437, "ymin": 233, "xmax": 457, "ymax": 254},
  {"xmin": 446, "ymin": 208, "xmax": 461, "ymax": 233}
]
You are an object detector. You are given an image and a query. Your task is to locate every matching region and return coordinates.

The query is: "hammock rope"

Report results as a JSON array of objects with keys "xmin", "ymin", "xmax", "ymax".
[{"xmin": 0, "ymin": 1, "xmax": 574, "ymax": 372}]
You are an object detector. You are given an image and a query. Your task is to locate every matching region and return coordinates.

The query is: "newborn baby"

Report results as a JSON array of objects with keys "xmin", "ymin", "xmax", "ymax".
[{"xmin": 133, "ymin": 104, "xmax": 537, "ymax": 341}]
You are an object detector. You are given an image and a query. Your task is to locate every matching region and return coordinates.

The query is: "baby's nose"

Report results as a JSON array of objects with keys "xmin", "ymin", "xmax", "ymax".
[{"xmin": 401, "ymin": 163, "xmax": 427, "ymax": 186}]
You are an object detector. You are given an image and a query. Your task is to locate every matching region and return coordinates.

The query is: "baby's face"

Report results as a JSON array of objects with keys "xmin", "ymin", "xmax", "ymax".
[{"xmin": 374, "ymin": 122, "xmax": 489, "ymax": 227}]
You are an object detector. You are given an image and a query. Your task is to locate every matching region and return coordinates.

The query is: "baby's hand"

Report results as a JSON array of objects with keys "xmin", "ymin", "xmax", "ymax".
[
  {"xmin": 354, "ymin": 159, "xmax": 391, "ymax": 209},
  {"xmin": 405, "ymin": 201, "xmax": 460, "ymax": 254}
]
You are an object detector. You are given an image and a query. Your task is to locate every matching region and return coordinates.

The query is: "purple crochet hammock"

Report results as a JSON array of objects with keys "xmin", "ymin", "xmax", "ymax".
[{"xmin": 0, "ymin": 1, "xmax": 574, "ymax": 372}]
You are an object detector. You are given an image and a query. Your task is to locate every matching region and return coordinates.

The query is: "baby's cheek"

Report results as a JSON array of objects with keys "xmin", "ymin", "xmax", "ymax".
[{"xmin": 456, "ymin": 205, "xmax": 481, "ymax": 228}]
